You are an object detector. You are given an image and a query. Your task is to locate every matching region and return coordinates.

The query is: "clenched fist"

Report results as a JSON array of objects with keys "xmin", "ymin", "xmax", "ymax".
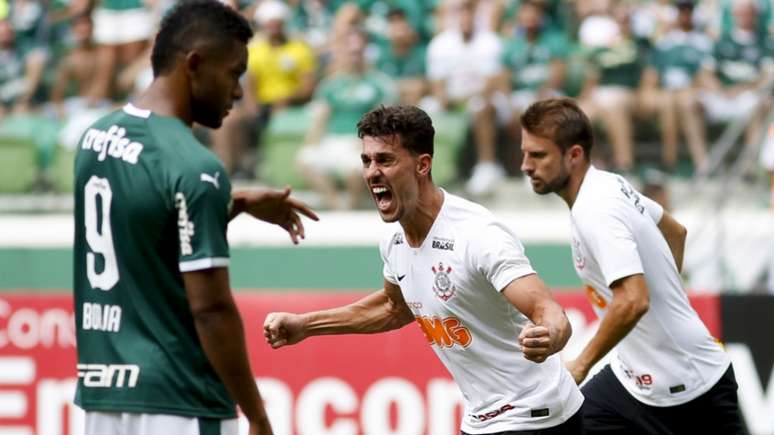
[
  {"xmin": 263, "ymin": 312, "xmax": 308, "ymax": 349},
  {"xmin": 518, "ymin": 325, "xmax": 554, "ymax": 363}
]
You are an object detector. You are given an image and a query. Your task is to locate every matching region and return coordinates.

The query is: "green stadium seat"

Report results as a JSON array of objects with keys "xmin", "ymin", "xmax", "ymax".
[
  {"xmin": 0, "ymin": 114, "xmax": 64, "ymax": 193},
  {"xmin": 51, "ymin": 146, "xmax": 75, "ymax": 193},
  {"xmin": 0, "ymin": 136, "xmax": 37, "ymax": 193},
  {"xmin": 259, "ymin": 106, "xmax": 311, "ymax": 188},
  {"xmin": 0, "ymin": 115, "xmax": 48, "ymax": 193}
]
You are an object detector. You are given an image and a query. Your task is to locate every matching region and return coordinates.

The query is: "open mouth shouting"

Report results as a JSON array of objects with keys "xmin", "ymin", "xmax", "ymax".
[{"xmin": 371, "ymin": 184, "xmax": 394, "ymax": 213}]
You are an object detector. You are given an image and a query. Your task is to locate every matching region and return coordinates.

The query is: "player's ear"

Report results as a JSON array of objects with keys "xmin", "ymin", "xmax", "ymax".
[
  {"xmin": 417, "ymin": 154, "xmax": 432, "ymax": 177},
  {"xmin": 569, "ymin": 144, "xmax": 584, "ymax": 163},
  {"xmin": 185, "ymin": 51, "xmax": 202, "ymax": 75}
]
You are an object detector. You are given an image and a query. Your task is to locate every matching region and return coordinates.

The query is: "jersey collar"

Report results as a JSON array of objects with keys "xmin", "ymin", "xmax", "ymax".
[{"xmin": 123, "ymin": 103, "xmax": 151, "ymax": 119}]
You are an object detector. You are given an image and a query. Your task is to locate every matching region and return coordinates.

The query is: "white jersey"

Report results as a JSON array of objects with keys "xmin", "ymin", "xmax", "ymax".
[
  {"xmin": 380, "ymin": 192, "xmax": 583, "ymax": 433},
  {"xmin": 570, "ymin": 166, "xmax": 730, "ymax": 407}
]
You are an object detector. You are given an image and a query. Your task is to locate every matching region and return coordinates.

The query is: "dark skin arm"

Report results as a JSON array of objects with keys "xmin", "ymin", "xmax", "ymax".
[
  {"xmin": 263, "ymin": 280, "xmax": 415, "ymax": 348},
  {"xmin": 230, "ymin": 187, "xmax": 319, "ymax": 244},
  {"xmin": 183, "ymin": 267, "xmax": 272, "ymax": 435}
]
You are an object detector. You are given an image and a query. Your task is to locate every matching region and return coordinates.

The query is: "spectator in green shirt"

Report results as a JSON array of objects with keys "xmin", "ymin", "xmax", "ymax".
[
  {"xmin": 643, "ymin": 0, "xmax": 713, "ymax": 172},
  {"xmin": 487, "ymin": 1, "xmax": 569, "ymax": 151},
  {"xmin": 579, "ymin": 4, "xmax": 658, "ymax": 173},
  {"xmin": 698, "ymin": 0, "xmax": 774, "ymax": 157},
  {"xmin": 0, "ymin": 18, "xmax": 44, "ymax": 116},
  {"xmin": 373, "ymin": 8, "xmax": 426, "ymax": 105},
  {"xmin": 297, "ymin": 28, "xmax": 396, "ymax": 209}
]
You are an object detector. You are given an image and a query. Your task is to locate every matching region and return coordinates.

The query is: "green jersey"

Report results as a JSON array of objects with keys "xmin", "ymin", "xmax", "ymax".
[
  {"xmin": 317, "ymin": 71, "xmax": 395, "ymax": 135},
  {"xmin": 374, "ymin": 41, "xmax": 426, "ymax": 78},
  {"xmin": 586, "ymin": 38, "xmax": 646, "ymax": 88},
  {"xmin": 650, "ymin": 29, "xmax": 713, "ymax": 89},
  {"xmin": 711, "ymin": 30, "xmax": 774, "ymax": 86},
  {"xmin": 73, "ymin": 104, "xmax": 236, "ymax": 418},
  {"xmin": 500, "ymin": 30, "xmax": 569, "ymax": 91}
]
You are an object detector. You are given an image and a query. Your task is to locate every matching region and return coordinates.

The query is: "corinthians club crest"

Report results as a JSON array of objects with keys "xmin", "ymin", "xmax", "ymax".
[{"xmin": 432, "ymin": 262, "xmax": 456, "ymax": 301}]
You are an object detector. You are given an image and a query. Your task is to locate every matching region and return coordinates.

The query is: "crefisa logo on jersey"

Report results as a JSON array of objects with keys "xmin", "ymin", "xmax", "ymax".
[
  {"xmin": 175, "ymin": 193, "xmax": 195, "ymax": 255},
  {"xmin": 431, "ymin": 262, "xmax": 456, "ymax": 301}
]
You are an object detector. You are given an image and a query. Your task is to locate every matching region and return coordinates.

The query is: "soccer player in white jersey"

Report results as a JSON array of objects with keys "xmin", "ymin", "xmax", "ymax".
[
  {"xmin": 264, "ymin": 105, "xmax": 584, "ymax": 434},
  {"xmin": 520, "ymin": 98, "xmax": 743, "ymax": 434}
]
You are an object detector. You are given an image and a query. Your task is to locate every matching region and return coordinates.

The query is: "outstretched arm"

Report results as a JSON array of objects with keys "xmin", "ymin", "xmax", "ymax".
[
  {"xmin": 264, "ymin": 280, "xmax": 414, "ymax": 348},
  {"xmin": 566, "ymin": 274, "xmax": 649, "ymax": 384},
  {"xmin": 230, "ymin": 187, "xmax": 319, "ymax": 244},
  {"xmin": 502, "ymin": 273, "xmax": 572, "ymax": 363}
]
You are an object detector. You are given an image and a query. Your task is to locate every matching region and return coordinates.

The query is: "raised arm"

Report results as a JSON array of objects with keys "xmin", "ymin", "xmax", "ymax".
[
  {"xmin": 264, "ymin": 280, "xmax": 414, "ymax": 348},
  {"xmin": 566, "ymin": 274, "xmax": 649, "ymax": 384},
  {"xmin": 502, "ymin": 273, "xmax": 572, "ymax": 363},
  {"xmin": 184, "ymin": 267, "xmax": 273, "ymax": 435}
]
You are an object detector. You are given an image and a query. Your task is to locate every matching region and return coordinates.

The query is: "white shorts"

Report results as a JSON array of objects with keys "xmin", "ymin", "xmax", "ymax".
[
  {"xmin": 297, "ymin": 135, "xmax": 362, "ymax": 175},
  {"xmin": 85, "ymin": 411, "xmax": 239, "ymax": 435},
  {"xmin": 93, "ymin": 8, "xmax": 155, "ymax": 45},
  {"xmin": 760, "ymin": 122, "xmax": 774, "ymax": 171},
  {"xmin": 699, "ymin": 90, "xmax": 761, "ymax": 122}
]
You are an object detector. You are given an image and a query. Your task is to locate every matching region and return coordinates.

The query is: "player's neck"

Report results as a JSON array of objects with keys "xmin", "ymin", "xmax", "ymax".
[
  {"xmin": 400, "ymin": 185, "xmax": 444, "ymax": 248},
  {"xmin": 559, "ymin": 163, "xmax": 590, "ymax": 209},
  {"xmin": 133, "ymin": 76, "xmax": 193, "ymax": 127}
]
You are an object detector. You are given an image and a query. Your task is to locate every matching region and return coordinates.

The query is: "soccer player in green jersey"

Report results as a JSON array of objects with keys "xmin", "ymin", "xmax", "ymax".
[{"xmin": 72, "ymin": 2, "xmax": 318, "ymax": 435}]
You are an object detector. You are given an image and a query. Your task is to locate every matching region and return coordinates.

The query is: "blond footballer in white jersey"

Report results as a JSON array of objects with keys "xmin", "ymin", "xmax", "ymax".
[
  {"xmin": 265, "ymin": 105, "xmax": 585, "ymax": 435},
  {"xmin": 380, "ymin": 191, "xmax": 583, "ymax": 433},
  {"xmin": 520, "ymin": 98, "xmax": 743, "ymax": 434}
]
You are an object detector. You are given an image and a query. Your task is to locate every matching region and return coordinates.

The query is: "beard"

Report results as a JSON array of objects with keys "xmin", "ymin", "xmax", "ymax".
[{"xmin": 532, "ymin": 168, "xmax": 570, "ymax": 195}]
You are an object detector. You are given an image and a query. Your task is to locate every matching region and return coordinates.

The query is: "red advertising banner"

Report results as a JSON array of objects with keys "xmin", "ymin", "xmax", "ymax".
[{"xmin": 0, "ymin": 292, "xmax": 721, "ymax": 435}]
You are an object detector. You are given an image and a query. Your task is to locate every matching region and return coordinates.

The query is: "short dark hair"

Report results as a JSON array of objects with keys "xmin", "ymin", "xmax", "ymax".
[
  {"xmin": 357, "ymin": 105, "xmax": 435, "ymax": 157},
  {"xmin": 521, "ymin": 98, "xmax": 594, "ymax": 158},
  {"xmin": 151, "ymin": 0, "xmax": 253, "ymax": 77}
]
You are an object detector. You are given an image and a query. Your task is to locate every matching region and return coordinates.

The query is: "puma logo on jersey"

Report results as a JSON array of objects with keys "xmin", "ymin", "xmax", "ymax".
[
  {"xmin": 78, "ymin": 364, "xmax": 140, "ymax": 388},
  {"xmin": 81, "ymin": 125, "xmax": 144, "ymax": 164},
  {"xmin": 200, "ymin": 172, "xmax": 220, "ymax": 189}
]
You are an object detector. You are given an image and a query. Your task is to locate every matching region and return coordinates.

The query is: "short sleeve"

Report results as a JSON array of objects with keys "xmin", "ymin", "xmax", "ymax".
[
  {"xmin": 296, "ymin": 42, "xmax": 317, "ymax": 75},
  {"xmin": 246, "ymin": 43, "xmax": 261, "ymax": 77},
  {"xmin": 426, "ymin": 36, "xmax": 449, "ymax": 81},
  {"xmin": 640, "ymin": 194, "xmax": 664, "ymax": 224},
  {"xmin": 174, "ymin": 163, "xmax": 231, "ymax": 272},
  {"xmin": 479, "ymin": 34, "xmax": 503, "ymax": 76},
  {"xmin": 471, "ymin": 222, "xmax": 535, "ymax": 292},
  {"xmin": 575, "ymin": 203, "xmax": 644, "ymax": 287},
  {"xmin": 379, "ymin": 234, "xmax": 399, "ymax": 285}
]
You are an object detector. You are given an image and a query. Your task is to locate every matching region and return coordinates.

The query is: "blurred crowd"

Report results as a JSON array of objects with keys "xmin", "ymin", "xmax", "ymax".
[{"xmin": 0, "ymin": 0, "xmax": 772, "ymax": 207}]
